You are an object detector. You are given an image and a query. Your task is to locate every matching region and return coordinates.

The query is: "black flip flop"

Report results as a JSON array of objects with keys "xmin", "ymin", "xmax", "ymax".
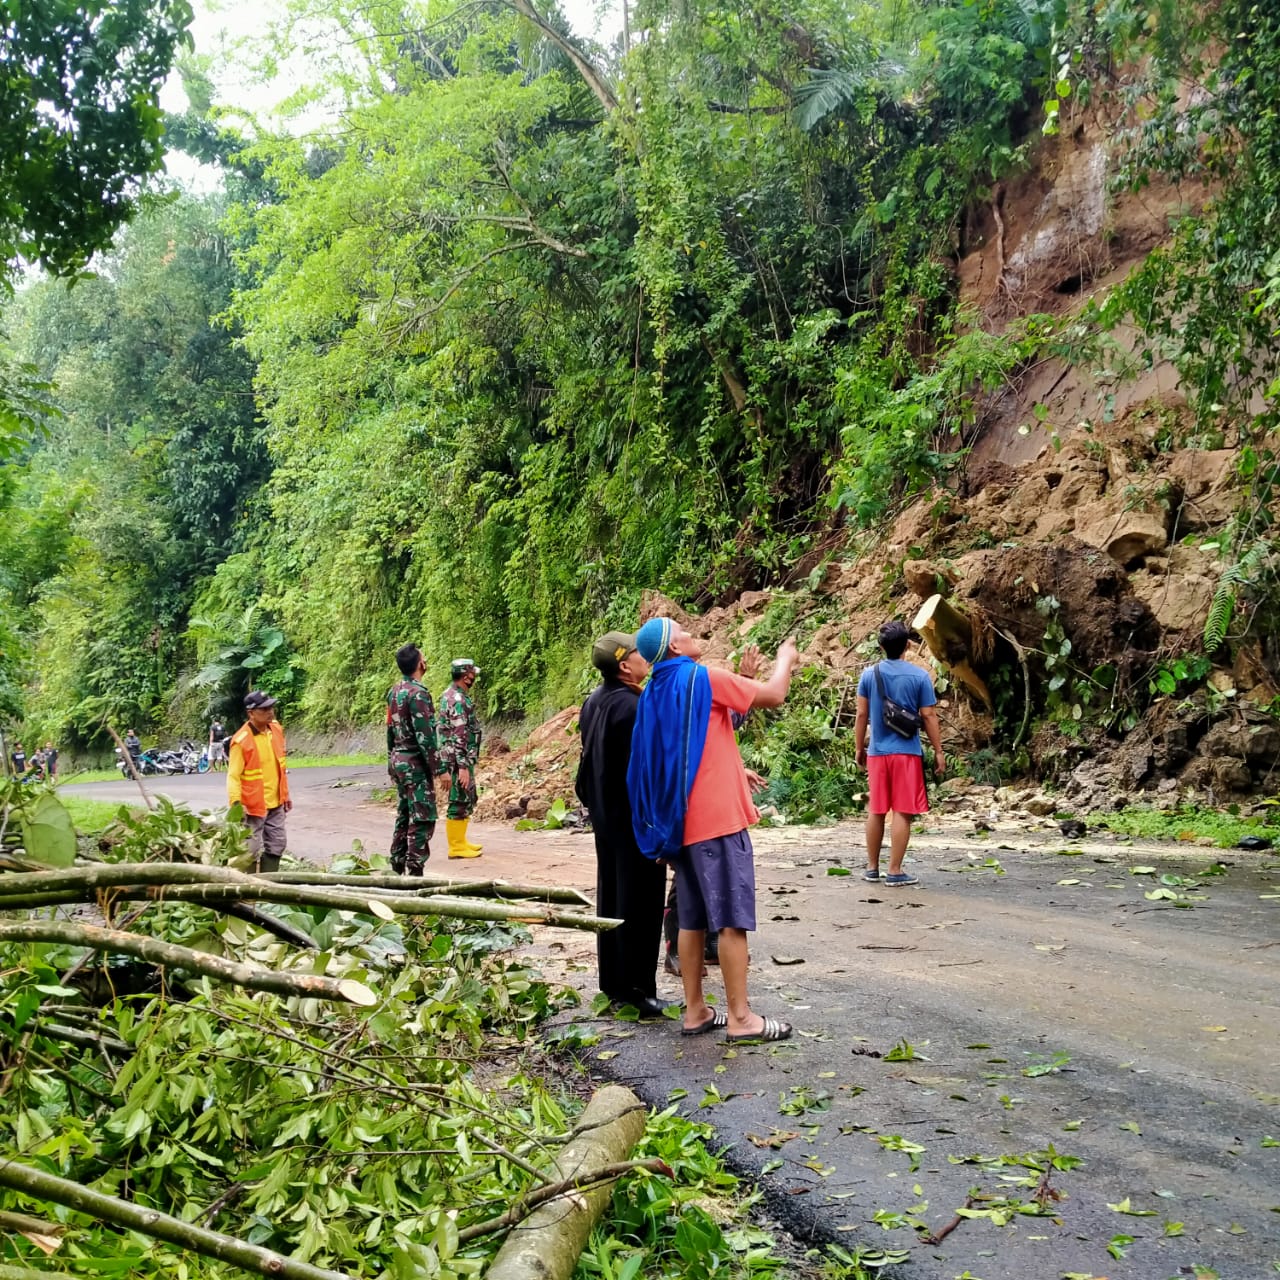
[
  {"xmin": 681, "ymin": 1009, "xmax": 728, "ymax": 1036},
  {"xmin": 726, "ymin": 1015, "xmax": 793, "ymax": 1044}
]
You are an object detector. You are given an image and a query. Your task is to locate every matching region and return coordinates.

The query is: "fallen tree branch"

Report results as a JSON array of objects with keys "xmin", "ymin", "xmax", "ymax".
[
  {"xmin": 101, "ymin": 721, "xmax": 155, "ymax": 811},
  {"xmin": 32, "ymin": 1022, "xmax": 130, "ymax": 1055},
  {"xmin": 115, "ymin": 884, "xmax": 617, "ymax": 931},
  {"xmin": 0, "ymin": 863, "xmax": 260, "ymax": 895},
  {"xmin": 506, "ymin": 0, "xmax": 617, "ymax": 111},
  {"xmin": 263, "ymin": 870, "xmax": 591, "ymax": 906},
  {"xmin": 483, "ymin": 1084, "xmax": 649, "ymax": 1280},
  {"xmin": 0, "ymin": 1159, "xmax": 353, "ymax": 1280},
  {"xmin": 0, "ymin": 921, "xmax": 376, "ymax": 1006},
  {"xmin": 0, "ymin": 1208, "xmax": 65, "ymax": 1237},
  {"xmin": 0, "ymin": 881, "xmax": 618, "ymax": 932},
  {"xmin": 215, "ymin": 901, "xmax": 321, "ymax": 949},
  {"xmin": 922, "ymin": 1194, "xmax": 977, "ymax": 1245},
  {"xmin": 458, "ymin": 1157, "xmax": 668, "ymax": 1243}
]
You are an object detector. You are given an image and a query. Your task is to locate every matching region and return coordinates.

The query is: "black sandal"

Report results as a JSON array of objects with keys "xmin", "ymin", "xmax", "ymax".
[
  {"xmin": 725, "ymin": 1015, "xmax": 793, "ymax": 1043},
  {"xmin": 681, "ymin": 1009, "xmax": 728, "ymax": 1036}
]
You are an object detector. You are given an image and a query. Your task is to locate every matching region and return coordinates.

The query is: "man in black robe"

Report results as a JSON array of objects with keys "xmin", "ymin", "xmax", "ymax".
[{"xmin": 576, "ymin": 631, "xmax": 671, "ymax": 1018}]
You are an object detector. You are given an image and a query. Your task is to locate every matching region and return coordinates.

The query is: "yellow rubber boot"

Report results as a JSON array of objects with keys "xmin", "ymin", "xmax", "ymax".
[
  {"xmin": 463, "ymin": 817, "xmax": 482, "ymax": 853},
  {"xmin": 447, "ymin": 818, "xmax": 480, "ymax": 858}
]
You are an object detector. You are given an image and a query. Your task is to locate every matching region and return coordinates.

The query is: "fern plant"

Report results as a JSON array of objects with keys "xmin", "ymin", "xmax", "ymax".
[{"xmin": 1204, "ymin": 540, "xmax": 1274, "ymax": 651}]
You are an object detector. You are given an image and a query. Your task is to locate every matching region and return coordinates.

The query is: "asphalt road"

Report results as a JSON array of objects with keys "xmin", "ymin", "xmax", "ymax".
[{"xmin": 63, "ymin": 771, "xmax": 1280, "ymax": 1278}]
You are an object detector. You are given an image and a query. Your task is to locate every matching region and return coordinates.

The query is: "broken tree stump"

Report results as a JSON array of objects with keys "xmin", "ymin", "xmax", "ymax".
[{"xmin": 912, "ymin": 593, "xmax": 994, "ymax": 710}]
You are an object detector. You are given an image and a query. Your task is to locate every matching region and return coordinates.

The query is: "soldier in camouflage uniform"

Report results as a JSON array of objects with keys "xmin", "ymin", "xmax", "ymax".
[
  {"xmin": 439, "ymin": 657, "xmax": 483, "ymax": 858},
  {"xmin": 386, "ymin": 643, "xmax": 445, "ymax": 874}
]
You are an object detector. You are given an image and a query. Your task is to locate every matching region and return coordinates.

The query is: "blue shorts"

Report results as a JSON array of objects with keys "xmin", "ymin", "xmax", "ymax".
[{"xmin": 674, "ymin": 829, "xmax": 757, "ymax": 932}]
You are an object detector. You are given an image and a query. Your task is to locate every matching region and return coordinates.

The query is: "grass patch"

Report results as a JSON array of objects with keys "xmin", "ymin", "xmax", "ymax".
[
  {"xmin": 1100, "ymin": 805, "xmax": 1278, "ymax": 849},
  {"xmin": 57, "ymin": 753, "xmax": 380, "ymax": 784},
  {"xmin": 288, "ymin": 753, "xmax": 381, "ymax": 768},
  {"xmin": 61, "ymin": 796, "xmax": 144, "ymax": 835},
  {"xmin": 57, "ymin": 768, "xmax": 123, "ymax": 784}
]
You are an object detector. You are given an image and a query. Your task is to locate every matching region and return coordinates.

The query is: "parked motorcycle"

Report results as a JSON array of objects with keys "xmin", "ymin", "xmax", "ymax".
[
  {"xmin": 115, "ymin": 739, "xmax": 219, "ymax": 777},
  {"xmin": 116, "ymin": 746, "xmax": 160, "ymax": 777},
  {"xmin": 149, "ymin": 749, "xmax": 189, "ymax": 776}
]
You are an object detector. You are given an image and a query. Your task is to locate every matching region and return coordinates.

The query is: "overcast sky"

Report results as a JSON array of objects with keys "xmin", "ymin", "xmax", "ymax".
[{"xmin": 165, "ymin": 0, "xmax": 622, "ymax": 117}]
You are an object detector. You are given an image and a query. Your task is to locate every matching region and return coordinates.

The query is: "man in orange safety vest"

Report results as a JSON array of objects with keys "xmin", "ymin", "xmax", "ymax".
[{"xmin": 227, "ymin": 690, "xmax": 291, "ymax": 872}]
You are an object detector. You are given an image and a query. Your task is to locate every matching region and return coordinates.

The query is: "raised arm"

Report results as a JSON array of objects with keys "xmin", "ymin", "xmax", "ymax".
[{"xmin": 750, "ymin": 638, "xmax": 799, "ymax": 709}]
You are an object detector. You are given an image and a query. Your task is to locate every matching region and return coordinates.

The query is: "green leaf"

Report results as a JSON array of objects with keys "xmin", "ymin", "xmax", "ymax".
[
  {"xmin": 1107, "ymin": 1233, "xmax": 1135, "ymax": 1259},
  {"xmin": 19, "ymin": 791, "xmax": 77, "ymax": 866},
  {"xmin": 1107, "ymin": 1197, "xmax": 1157, "ymax": 1215}
]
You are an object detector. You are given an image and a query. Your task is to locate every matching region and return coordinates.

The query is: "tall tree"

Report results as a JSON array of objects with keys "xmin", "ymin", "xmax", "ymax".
[{"xmin": 0, "ymin": 0, "xmax": 194, "ymax": 281}]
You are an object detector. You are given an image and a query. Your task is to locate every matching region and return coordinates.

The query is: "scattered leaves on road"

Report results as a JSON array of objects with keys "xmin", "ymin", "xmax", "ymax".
[
  {"xmin": 1107, "ymin": 1197, "xmax": 1157, "ymax": 1216},
  {"xmin": 1107, "ymin": 1232, "xmax": 1135, "ymax": 1259},
  {"xmin": 885, "ymin": 1038, "xmax": 929, "ymax": 1061}
]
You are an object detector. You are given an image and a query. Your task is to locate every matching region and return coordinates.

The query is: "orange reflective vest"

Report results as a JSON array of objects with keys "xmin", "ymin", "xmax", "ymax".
[{"xmin": 229, "ymin": 721, "xmax": 289, "ymax": 817}]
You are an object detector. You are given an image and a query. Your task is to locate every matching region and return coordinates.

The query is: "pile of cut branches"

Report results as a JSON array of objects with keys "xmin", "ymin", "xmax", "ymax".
[{"xmin": 0, "ymin": 782, "xmax": 665, "ymax": 1279}]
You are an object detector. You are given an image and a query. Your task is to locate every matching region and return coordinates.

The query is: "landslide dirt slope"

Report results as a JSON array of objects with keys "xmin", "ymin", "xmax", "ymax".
[{"xmin": 478, "ymin": 100, "xmax": 1277, "ymax": 822}]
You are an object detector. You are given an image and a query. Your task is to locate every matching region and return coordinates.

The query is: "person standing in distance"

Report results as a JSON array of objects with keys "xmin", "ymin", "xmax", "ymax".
[
  {"xmin": 209, "ymin": 716, "xmax": 227, "ymax": 770},
  {"xmin": 576, "ymin": 630, "xmax": 673, "ymax": 1018},
  {"xmin": 386, "ymin": 643, "xmax": 445, "ymax": 874},
  {"xmin": 439, "ymin": 658, "xmax": 482, "ymax": 859},
  {"xmin": 227, "ymin": 691, "xmax": 291, "ymax": 873},
  {"xmin": 855, "ymin": 620, "xmax": 944, "ymax": 887},
  {"xmin": 628, "ymin": 617, "xmax": 800, "ymax": 1042}
]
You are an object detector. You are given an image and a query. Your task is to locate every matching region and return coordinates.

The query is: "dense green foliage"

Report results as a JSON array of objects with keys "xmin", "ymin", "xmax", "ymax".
[
  {"xmin": 2, "ymin": 198, "xmax": 266, "ymax": 738},
  {"xmin": 1, "ymin": 0, "xmax": 1277, "ymax": 771},
  {"xmin": 0, "ymin": 789, "xmax": 796, "ymax": 1278},
  {"xmin": 0, "ymin": 0, "xmax": 193, "ymax": 279}
]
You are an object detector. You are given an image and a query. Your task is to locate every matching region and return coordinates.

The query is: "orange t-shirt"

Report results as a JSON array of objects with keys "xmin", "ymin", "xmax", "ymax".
[{"xmin": 683, "ymin": 666, "xmax": 759, "ymax": 846}]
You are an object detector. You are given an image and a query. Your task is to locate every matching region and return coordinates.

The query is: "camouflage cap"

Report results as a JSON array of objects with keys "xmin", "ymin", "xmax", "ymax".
[
  {"xmin": 591, "ymin": 631, "xmax": 638, "ymax": 674},
  {"xmin": 450, "ymin": 658, "xmax": 479, "ymax": 677}
]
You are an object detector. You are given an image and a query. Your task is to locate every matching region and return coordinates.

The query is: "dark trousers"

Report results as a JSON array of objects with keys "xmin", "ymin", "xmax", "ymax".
[
  {"xmin": 594, "ymin": 827, "xmax": 666, "ymax": 1004},
  {"xmin": 664, "ymin": 879, "xmax": 720, "ymax": 963},
  {"xmin": 390, "ymin": 764, "xmax": 435, "ymax": 874}
]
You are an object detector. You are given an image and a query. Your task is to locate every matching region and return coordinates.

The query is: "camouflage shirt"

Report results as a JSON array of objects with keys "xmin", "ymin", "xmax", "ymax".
[
  {"xmin": 386, "ymin": 679, "xmax": 442, "ymax": 774},
  {"xmin": 438, "ymin": 683, "xmax": 482, "ymax": 771}
]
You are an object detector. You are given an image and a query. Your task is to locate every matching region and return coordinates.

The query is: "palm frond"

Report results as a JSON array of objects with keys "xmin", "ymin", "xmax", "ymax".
[
  {"xmin": 793, "ymin": 67, "xmax": 869, "ymax": 132},
  {"xmin": 1204, "ymin": 540, "xmax": 1273, "ymax": 650}
]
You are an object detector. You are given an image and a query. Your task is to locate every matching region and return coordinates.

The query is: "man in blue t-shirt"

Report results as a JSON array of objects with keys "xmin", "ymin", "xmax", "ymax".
[{"xmin": 855, "ymin": 621, "xmax": 944, "ymax": 886}]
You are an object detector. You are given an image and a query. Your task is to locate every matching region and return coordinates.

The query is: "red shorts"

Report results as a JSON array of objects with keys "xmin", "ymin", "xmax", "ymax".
[{"xmin": 867, "ymin": 754, "xmax": 928, "ymax": 816}]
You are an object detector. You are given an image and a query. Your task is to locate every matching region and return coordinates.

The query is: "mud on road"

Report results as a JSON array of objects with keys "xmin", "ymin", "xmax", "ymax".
[{"xmin": 66, "ymin": 769, "xmax": 1280, "ymax": 1278}]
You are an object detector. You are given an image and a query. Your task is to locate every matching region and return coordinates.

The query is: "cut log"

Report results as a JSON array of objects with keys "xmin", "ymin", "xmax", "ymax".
[
  {"xmin": 912, "ymin": 593, "xmax": 993, "ymax": 710},
  {"xmin": 484, "ymin": 1085, "xmax": 648, "ymax": 1280}
]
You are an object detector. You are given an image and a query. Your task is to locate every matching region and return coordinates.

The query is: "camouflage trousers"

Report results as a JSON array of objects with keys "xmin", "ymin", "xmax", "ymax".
[
  {"xmin": 390, "ymin": 763, "xmax": 437, "ymax": 875},
  {"xmin": 446, "ymin": 771, "xmax": 478, "ymax": 820}
]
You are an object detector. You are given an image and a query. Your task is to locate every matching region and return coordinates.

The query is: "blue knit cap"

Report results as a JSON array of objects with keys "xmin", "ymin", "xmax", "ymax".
[{"xmin": 635, "ymin": 617, "xmax": 675, "ymax": 664}]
